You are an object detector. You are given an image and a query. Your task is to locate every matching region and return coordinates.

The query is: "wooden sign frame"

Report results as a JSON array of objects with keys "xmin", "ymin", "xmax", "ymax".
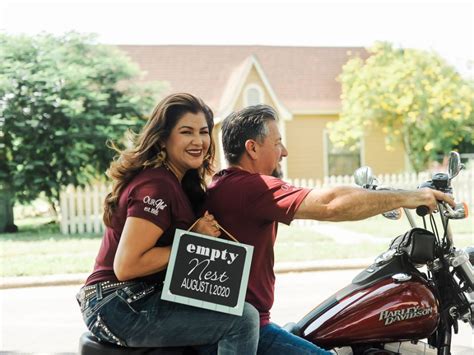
[{"xmin": 161, "ymin": 228, "xmax": 253, "ymax": 316}]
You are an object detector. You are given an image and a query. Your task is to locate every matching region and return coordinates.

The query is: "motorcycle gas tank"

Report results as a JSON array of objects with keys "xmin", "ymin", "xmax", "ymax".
[{"xmin": 301, "ymin": 275, "xmax": 439, "ymax": 347}]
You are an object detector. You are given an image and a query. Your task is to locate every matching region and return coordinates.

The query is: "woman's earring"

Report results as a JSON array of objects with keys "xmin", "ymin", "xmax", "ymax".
[
  {"xmin": 157, "ymin": 149, "xmax": 167, "ymax": 166},
  {"xmin": 202, "ymin": 154, "xmax": 209, "ymax": 167},
  {"xmin": 202, "ymin": 153, "xmax": 214, "ymax": 170}
]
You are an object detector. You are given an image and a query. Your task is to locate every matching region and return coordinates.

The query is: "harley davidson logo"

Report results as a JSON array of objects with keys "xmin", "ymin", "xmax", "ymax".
[{"xmin": 379, "ymin": 306, "xmax": 433, "ymax": 325}]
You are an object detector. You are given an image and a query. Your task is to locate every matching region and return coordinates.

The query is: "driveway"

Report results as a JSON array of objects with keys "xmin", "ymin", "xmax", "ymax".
[{"xmin": 1, "ymin": 270, "xmax": 472, "ymax": 354}]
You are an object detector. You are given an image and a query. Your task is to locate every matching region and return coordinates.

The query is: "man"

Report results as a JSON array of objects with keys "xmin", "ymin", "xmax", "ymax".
[{"xmin": 205, "ymin": 105, "xmax": 455, "ymax": 355}]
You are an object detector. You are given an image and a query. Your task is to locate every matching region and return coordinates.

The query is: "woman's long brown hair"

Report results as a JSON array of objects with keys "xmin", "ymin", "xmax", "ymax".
[{"xmin": 103, "ymin": 93, "xmax": 215, "ymax": 226}]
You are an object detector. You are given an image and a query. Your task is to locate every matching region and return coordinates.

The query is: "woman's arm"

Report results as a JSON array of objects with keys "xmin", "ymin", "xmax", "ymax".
[
  {"xmin": 113, "ymin": 212, "xmax": 222, "ymax": 281},
  {"xmin": 114, "ymin": 217, "xmax": 170, "ymax": 281}
]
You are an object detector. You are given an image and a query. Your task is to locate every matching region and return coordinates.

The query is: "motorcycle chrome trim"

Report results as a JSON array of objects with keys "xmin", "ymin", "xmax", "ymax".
[
  {"xmin": 448, "ymin": 306, "xmax": 459, "ymax": 320},
  {"xmin": 450, "ymin": 250, "xmax": 474, "ymax": 291},
  {"xmin": 447, "ymin": 151, "xmax": 464, "ymax": 179},
  {"xmin": 374, "ymin": 249, "xmax": 397, "ymax": 266},
  {"xmin": 392, "ymin": 273, "xmax": 412, "ymax": 282},
  {"xmin": 450, "ymin": 250, "xmax": 470, "ymax": 268},
  {"xmin": 428, "ymin": 259, "xmax": 443, "ymax": 272},
  {"xmin": 442, "ymin": 202, "xmax": 468, "ymax": 219},
  {"xmin": 438, "ymin": 202, "xmax": 455, "ymax": 246},
  {"xmin": 353, "ymin": 166, "xmax": 376, "ymax": 188},
  {"xmin": 403, "ymin": 208, "xmax": 417, "ymax": 228}
]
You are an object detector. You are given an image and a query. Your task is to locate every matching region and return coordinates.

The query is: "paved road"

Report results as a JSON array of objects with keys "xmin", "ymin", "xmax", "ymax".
[{"xmin": 1, "ymin": 270, "xmax": 472, "ymax": 354}]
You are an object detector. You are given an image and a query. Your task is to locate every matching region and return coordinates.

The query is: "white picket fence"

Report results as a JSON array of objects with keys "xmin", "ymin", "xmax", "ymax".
[
  {"xmin": 59, "ymin": 184, "xmax": 110, "ymax": 234},
  {"xmin": 288, "ymin": 169, "xmax": 473, "ymax": 227},
  {"xmin": 59, "ymin": 169, "xmax": 473, "ymax": 234}
]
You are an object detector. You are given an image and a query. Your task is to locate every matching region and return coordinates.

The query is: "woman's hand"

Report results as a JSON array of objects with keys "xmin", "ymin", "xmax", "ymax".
[{"xmin": 192, "ymin": 211, "xmax": 221, "ymax": 237}]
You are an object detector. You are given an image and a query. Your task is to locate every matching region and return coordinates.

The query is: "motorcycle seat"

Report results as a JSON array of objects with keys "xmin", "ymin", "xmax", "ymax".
[{"xmin": 79, "ymin": 332, "xmax": 197, "ymax": 355}]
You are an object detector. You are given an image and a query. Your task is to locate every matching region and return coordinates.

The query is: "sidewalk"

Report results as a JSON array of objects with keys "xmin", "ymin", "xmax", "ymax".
[{"xmin": 0, "ymin": 258, "xmax": 373, "ymax": 289}]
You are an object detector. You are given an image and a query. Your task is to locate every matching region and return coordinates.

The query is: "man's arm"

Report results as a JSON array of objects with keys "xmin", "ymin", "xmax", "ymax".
[{"xmin": 294, "ymin": 186, "xmax": 455, "ymax": 222}]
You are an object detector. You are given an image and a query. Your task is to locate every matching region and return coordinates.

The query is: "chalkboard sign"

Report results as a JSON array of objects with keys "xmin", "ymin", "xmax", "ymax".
[{"xmin": 161, "ymin": 229, "xmax": 253, "ymax": 316}]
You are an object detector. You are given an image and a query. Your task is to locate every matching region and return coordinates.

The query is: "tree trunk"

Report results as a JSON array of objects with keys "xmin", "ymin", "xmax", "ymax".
[
  {"xmin": 48, "ymin": 198, "xmax": 59, "ymax": 221},
  {"xmin": 0, "ymin": 186, "xmax": 17, "ymax": 233}
]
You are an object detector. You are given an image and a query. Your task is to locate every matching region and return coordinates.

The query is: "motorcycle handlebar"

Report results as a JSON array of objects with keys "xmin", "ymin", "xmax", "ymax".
[
  {"xmin": 416, "ymin": 201, "xmax": 468, "ymax": 219},
  {"xmin": 416, "ymin": 205, "xmax": 430, "ymax": 217}
]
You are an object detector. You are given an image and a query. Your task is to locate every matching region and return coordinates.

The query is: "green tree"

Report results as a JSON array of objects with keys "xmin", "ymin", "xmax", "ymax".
[
  {"xmin": 0, "ymin": 33, "xmax": 162, "ymax": 230},
  {"xmin": 329, "ymin": 42, "xmax": 473, "ymax": 172}
]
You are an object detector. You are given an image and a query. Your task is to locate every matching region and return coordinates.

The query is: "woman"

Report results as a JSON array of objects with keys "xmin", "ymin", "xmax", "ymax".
[{"xmin": 77, "ymin": 93, "xmax": 259, "ymax": 354}]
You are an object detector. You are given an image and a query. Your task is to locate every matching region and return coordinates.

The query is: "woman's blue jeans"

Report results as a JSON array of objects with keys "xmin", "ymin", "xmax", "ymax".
[
  {"xmin": 197, "ymin": 322, "xmax": 333, "ymax": 355},
  {"xmin": 79, "ymin": 282, "xmax": 259, "ymax": 354},
  {"xmin": 258, "ymin": 323, "xmax": 332, "ymax": 354}
]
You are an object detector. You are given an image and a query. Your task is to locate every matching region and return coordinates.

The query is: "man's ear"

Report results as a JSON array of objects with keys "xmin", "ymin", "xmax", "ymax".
[{"xmin": 244, "ymin": 139, "xmax": 259, "ymax": 160}]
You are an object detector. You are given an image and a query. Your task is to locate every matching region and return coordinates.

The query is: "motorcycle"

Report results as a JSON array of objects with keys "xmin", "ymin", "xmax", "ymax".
[
  {"xmin": 283, "ymin": 151, "xmax": 473, "ymax": 355},
  {"xmin": 79, "ymin": 151, "xmax": 473, "ymax": 355}
]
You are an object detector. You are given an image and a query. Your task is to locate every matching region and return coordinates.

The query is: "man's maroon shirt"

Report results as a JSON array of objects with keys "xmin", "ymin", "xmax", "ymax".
[{"xmin": 204, "ymin": 167, "xmax": 311, "ymax": 326}]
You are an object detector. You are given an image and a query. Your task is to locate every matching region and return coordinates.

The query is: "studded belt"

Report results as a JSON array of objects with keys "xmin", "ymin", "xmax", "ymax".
[{"xmin": 77, "ymin": 280, "xmax": 134, "ymax": 307}]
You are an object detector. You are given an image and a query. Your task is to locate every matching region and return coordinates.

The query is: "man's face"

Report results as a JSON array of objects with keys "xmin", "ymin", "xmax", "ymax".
[{"xmin": 256, "ymin": 120, "xmax": 288, "ymax": 177}]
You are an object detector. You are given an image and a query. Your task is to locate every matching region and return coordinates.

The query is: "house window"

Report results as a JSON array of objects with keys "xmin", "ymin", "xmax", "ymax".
[
  {"xmin": 244, "ymin": 84, "xmax": 264, "ymax": 106},
  {"xmin": 325, "ymin": 131, "xmax": 361, "ymax": 176}
]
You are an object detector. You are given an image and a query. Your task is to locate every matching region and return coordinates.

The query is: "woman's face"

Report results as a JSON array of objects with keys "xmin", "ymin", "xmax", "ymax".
[{"xmin": 163, "ymin": 111, "xmax": 211, "ymax": 180}]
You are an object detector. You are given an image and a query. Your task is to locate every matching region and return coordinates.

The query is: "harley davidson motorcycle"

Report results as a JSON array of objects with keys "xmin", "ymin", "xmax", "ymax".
[
  {"xmin": 283, "ymin": 151, "xmax": 473, "ymax": 355},
  {"xmin": 79, "ymin": 151, "xmax": 473, "ymax": 354}
]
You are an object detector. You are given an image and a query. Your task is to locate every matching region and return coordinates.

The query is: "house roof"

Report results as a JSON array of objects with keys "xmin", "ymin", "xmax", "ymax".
[{"xmin": 117, "ymin": 45, "xmax": 367, "ymax": 117}]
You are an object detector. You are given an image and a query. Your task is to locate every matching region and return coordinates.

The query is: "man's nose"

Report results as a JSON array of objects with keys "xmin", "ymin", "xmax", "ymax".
[{"xmin": 281, "ymin": 144, "xmax": 288, "ymax": 157}]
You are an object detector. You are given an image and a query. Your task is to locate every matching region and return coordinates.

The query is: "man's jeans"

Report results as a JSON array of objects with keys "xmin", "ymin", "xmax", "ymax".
[
  {"xmin": 79, "ymin": 282, "xmax": 259, "ymax": 354},
  {"xmin": 258, "ymin": 323, "xmax": 332, "ymax": 355}
]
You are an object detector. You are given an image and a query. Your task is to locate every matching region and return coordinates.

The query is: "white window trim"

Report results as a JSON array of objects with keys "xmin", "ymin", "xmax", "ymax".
[
  {"xmin": 323, "ymin": 129, "xmax": 363, "ymax": 177},
  {"xmin": 243, "ymin": 84, "xmax": 265, "ymax": 106},
  {"xmin": 323, "ymin": 129, "xmax": 329, "ymax": 177}
]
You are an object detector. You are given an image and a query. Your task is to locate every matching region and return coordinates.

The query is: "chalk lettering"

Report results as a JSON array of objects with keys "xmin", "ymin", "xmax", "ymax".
[
  {"xmin": 188, "ymin": 258, "xmax": 229, "ymax": 283},
  {"xmin": 187, "ymin": 243, "xmax": 238, "ymax": 264}
]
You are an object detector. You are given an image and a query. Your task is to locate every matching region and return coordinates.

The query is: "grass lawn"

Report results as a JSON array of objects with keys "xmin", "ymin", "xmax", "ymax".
[
  {"xmin": 332, "ymin": 213, "xmax": 473, "ymax": 239},
  {"xmin": 1, "ymin": 216, "xmax": 472, "ymax": 277},
  {"xmin": 275, "ymin": 224, "xmax": 387, "ymax": 262},
  {"xmin": 1, "ymin": 219, "xmax": 101, "ymax": 277},
  {"xmin": 275, "ymin": 218, "xmax": 473, "ymax": 263}
]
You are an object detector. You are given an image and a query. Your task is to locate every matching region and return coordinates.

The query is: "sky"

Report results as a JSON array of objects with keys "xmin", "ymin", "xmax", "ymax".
[{"xmin": 0, "ymin": 0, "xmax": 473, "ymax": 76}]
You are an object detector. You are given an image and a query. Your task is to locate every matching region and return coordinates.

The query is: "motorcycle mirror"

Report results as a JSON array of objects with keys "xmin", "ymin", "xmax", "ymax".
[
  {"xmin": 354, "ymin": 166, "xmax": 375, "ymax": 187},
  {"xmin": 382, "ymin": 208, "xmax": 403, "ymax": 220},
  {"xmin": 448, "ymin": 151, "xmax": 464, "ymax": 179}
]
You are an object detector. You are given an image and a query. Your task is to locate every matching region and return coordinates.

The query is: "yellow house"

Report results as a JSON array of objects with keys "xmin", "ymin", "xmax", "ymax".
[{"xmin": 118, "ymin": 45, "xmax": 407, "ymax": 179}]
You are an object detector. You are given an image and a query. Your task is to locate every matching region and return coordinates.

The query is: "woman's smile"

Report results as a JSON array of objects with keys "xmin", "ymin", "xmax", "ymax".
[{"xmin": 186, "ymin": 148, "xmax": 204, "ymax": 157}]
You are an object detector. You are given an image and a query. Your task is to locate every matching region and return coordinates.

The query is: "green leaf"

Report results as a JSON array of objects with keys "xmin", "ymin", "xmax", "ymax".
[
  {"xmin": 1, "ymin": 32, "xmax": 163, "ymax": 205},
  {"xmin": 331, "ymin": 41, "xmax": 473, "ymax": 172}
]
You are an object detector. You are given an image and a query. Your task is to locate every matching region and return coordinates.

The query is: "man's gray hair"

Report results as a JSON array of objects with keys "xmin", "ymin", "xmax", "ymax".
[{"xmin": 221, "ymin": 105, "xmax": 278, "ymax": 164}]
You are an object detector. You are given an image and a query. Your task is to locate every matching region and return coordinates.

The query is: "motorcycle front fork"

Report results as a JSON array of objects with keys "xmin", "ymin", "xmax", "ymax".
[{"xmin": 428, "ymin": 315, "xmax": 452, "ymax": 355}]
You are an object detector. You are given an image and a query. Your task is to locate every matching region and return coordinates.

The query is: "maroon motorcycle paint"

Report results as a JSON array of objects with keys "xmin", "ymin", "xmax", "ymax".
[{"xmin": 302, "ymin": 276, "xmax": 439, "ymax": 348}]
